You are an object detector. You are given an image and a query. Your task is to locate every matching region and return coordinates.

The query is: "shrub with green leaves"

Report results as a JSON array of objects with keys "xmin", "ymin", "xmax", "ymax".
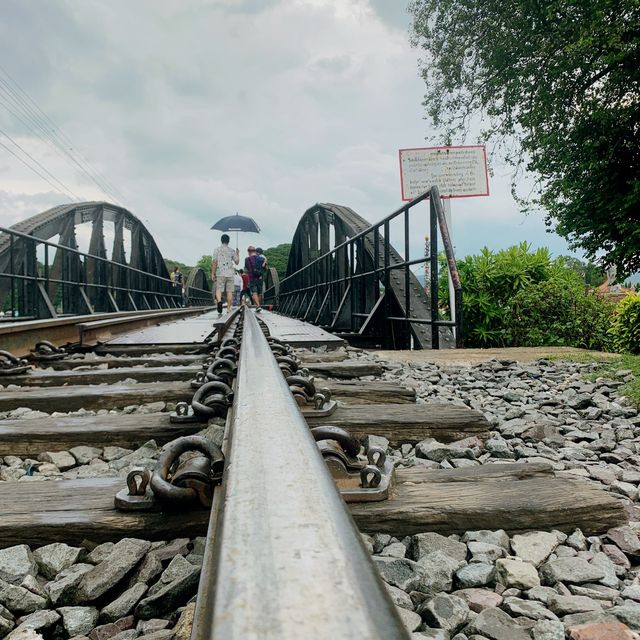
[
  {"xmin": 610, "ymin": 293, "xmax": 640, "ymax": 354},
  {"xmin": 509, "ymin": 280, "xmax": 615, "ymax": 351},
  {"xmin": 453, "ymin": 243, "xmax": 615, "ymax": 349}
]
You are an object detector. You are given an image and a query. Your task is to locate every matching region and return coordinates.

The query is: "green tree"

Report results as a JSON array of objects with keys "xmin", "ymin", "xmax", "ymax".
[
  {"xmin": 264, "ymin": 243, "xmax": 291, "ymax": 281},
  {"xmin": 409, "ymin": 0, "xmax": 640, "ymax": 276},
  {"xmin": 196, "ymin": 255, "xmax": 213, "ymax": 287}
]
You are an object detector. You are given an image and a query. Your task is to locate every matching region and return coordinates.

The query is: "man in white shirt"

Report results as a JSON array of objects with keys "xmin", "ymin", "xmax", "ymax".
[{"xmin": 211, "ymin": 234, "xmax": 239, "ymax": 314}]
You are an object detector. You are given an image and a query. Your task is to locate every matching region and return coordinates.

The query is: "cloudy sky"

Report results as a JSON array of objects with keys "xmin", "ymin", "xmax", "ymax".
[{"xmin": 0, "ymin": 0, "xmax": 578, "ymax": 266}]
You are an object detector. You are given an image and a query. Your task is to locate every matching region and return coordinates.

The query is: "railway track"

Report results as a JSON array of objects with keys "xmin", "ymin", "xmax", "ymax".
[{"xmin": 0, "ymin": 308, "xmax": 636, "ymax": 639}]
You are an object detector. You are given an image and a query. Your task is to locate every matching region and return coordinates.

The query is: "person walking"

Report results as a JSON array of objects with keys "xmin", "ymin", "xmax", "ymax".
[
  {"xmin": 212, "ymin": 234, "xmax": 239, "ymax": 314},
  {"xmin": 233, "ymin": 270, "xmax": 243, "ymax": 307},
  {"xmin": 239, "ymin": 268, "xmax": 251, "ymax": 305},
  {"xmin": 172, "ymin": 267, "xmax": 185, "ymax": 306},
  {"xmin": 244, "ymin": 245, "xmax": 266, "ymax": 307}
]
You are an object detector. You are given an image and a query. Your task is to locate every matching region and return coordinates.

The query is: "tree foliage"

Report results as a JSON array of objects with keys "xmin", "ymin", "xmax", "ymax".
[
  {"xmin": 264, "ymin": 243, "xmax": 291, "ymax": 281},
  {"xmin": 409, "ymin": 0, "xmax": 640, "ymax": 275}
]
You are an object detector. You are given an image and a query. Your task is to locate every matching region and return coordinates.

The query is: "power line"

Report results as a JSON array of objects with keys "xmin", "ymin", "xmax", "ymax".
[
  {"xmin": 0, "ymin": 125, "xmax": 81, "ymax": 200},
  {"xmin": 0, "ymin": 74, "xmax": 124, "ymax": 205},
  {"xmin": 0, "ymin": 137, "xmax": 79, "ymax": 198},
  {"xmin": 0, "ymin": 64, "xmax": 128, "ymax": 206}
]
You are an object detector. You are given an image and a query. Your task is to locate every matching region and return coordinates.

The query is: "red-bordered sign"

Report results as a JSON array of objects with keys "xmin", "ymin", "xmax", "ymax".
[{"xmin": 399, "ymin": 145, "xmax": 489, "ymax": 201}]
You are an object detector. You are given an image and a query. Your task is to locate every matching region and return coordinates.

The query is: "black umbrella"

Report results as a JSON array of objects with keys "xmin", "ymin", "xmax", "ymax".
[{"xmin": 211, "ymin": 213, "xmax": 260, "ymax": 248}]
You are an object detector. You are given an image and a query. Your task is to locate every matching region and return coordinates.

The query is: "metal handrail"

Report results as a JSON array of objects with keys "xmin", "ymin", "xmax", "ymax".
[
  {"xmin": 0, "ymin": 225, "xmax": 211, "ymax": 315},
  {"xmin": 192, "ymin": 309, "xmax": 409, "ymax": 639},
  {"xmin": 264, "ymin": 186, "xmax": 463, "ymax": 348}
]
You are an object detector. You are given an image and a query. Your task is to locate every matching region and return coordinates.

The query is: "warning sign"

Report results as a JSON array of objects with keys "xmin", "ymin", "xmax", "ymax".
[{"xmin": 399, "ymin": 145, "xmax": 489, "ymax": 200}]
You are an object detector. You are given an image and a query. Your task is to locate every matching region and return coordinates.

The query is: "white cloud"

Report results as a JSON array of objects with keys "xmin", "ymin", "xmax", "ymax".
[{"xmin": 0, "ymin": 0, "xmax": 577, "ymax": 266}]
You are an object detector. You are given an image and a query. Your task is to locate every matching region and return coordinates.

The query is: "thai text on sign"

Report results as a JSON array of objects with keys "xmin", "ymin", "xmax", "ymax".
[{"xmin": 399, "ymin": 145, "xmax": 489, "ymax": 200}]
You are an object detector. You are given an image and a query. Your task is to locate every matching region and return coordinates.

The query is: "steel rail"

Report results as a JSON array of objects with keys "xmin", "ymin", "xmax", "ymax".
[
  {"xmin": 0, "ymin": 307, "xmax": 213, "ymax": 356},
  {"xmin": 192, "ymin": 309, "xmax": 409, "ymax": 640}
]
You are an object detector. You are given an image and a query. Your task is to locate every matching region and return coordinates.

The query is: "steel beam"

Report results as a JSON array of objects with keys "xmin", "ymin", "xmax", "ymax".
[{"xmin": 192, "ymin": 310, "xmax": 408, "ymax": 640}]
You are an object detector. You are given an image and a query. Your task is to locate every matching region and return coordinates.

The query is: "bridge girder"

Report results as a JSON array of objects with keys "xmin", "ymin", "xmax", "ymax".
[
  {"xmin": 279, "ymin": 202, "xmax": 440, "ymax": 349},
  {"xmin": 0, "ymin": 201, "xmax": 176, "ymax": 317}
]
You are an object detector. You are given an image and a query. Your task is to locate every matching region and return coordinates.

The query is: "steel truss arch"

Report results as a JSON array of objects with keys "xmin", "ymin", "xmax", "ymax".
[
  {"xmin": 276, "ymin": 201, "xmax": 450, "ymax": 349},
  {"xmin": 184, "ymin": 267, "xmax": 211, "ymax": 306},
  {"xmin": 0, "ymin": 201, "xmax": 186, "ymax": 317}
]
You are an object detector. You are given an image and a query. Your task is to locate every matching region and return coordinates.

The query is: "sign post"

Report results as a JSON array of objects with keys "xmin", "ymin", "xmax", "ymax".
[{"xmin": 398, "ymin": 145, "xmax": 490, "ymax": 341}]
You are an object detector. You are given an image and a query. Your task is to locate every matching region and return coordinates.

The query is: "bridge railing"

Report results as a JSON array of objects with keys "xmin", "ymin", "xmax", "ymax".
[
  {"xmin": 264, "ymin": 186, "xmax": 462, "ymax": 349},
  {"xmin": 0, "ymin": 226, "xmax": 211, "ymax": 318}
]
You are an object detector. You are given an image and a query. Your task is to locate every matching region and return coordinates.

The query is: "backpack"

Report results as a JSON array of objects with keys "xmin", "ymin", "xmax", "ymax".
[{"xmin": 252, "ymin": 255, "xmax": 266, "ymax": 277}]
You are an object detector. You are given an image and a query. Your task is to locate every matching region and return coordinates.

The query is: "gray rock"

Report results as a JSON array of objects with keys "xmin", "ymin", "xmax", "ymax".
[
  {"xmin": 420, "ymin": 593, "xmax": 469, "ymax": 634},
  {"xmin": 3, "ymin": 628, "xmax": 42, "ymax": 640},
  {"xmin": 408, "ymin": 533, "xmax": 468, "ymax": 563},
  {"xmin": 159, "ymin": 556, "xmax": 193, "ymax": 584},
  {"xmin": 151, "ymin": 539, "xmax": 190, "ymax": 563},
  {"xmin": 606, "ymin": 526, "xmax": 640, "ymax": 555},
  {"xmin": 45, "ymin": 563, "xmax": 93, "ymax": 606},
  {"xmin": 12, "ymin": 609, "xmax": 60, "ymax": 632},
  {"xmin": 128, "ymin": 553, "xmax": 163, "ymax": 587},
  {"xmin": 622, "ymin": 583, "xmax": 640, "ymax": 601},
  {"xmin": 609, "ymin": 605, "xmax": 640, "ymax": 630},
  {"xmin": 374, "ymin": 557, "xmax": 424, "ymax": 591},
  {"xmin": 0, "ymin": 579, "xmax": 47, "ymax": 614},
  {"xmin": 87, "ymin": 543, "xmax": 114, "ymax": 565},
  {"xmin": 99, "ymin": 583, "xmax": 148, "ymax": 623},
  {"xmin": 37, "ymin": 451, "xmax": 77, "ymax": 471},
  {"xmin": 415, "ymin": 439, "xmax": 475, "ymax": 462},
  {"xmin": 569, "ymin": 583, "xmax": 620, "ymax": 601},
  {"xmin": 57, "ymin": 606, "xmax": 99, "ymax": 637},
  {"xmin": 380, "ymin": 543, "xmax": 407, "ymax": 559},
  {"xmin": 109, "ymin": 630, "xmax": 138, "ymax": 640},
  {"xmin": 33, "ymin": 543, "xmax": 83, "ymax": 580},
  {"xmin": 135, "ymin": 566, "xmax": 200, "ymax": 619},
  {"xmin": 0, "ymin": 546, "xmax": 37, "ymax": 585},
  {"xmin": 466, "ymin": 606, "xmax": 531, "ymax": 640},
  {"xmin": 547, "ymin": 594, "xmax": 602, "ymax": 615},
  {"xmin": 69, "ymin": 446, "xmax": 102, "ymax": 465},
  {"xmin": 102, "ymin": 447, "xmax": 132, "ymax": 462},
  {"xmin": 467, "ymin": 543, "xmax": 504, "ymax": 563},
  {"xmin": 495, "ymin": 558, "xmax": 540, "ymax": 590},
  {"xmin": 526, "ymin": 586, "xmax": 563, "ymax": 605},
  {"xmin": 510, "ymin": 532, "xmax": 558, "ymax": 567},
  {"xmin": 455, "ymin": 564, "xmax": 495, "ymax": 589},
  {"xmin": 485, "ymin": 437, "xmax": 514, "ymax": 459},
  {"xmin": 0, "ymin": 616, "xmax": 14, "ymax": 637},
  {"xmin": 502, "ymin": 597, "xmax": 557, "ymax": 620},
  {"xmin": 191, "ymin": 538, "xmax": 206, "ymax": 557},
  {"xmin": 539, "ymin": 557, "xmax": 605, "ymax": 585},
  {"xmin": 396, "ymin": 606, "xmax": 422, "ymax": 632},
  {"xmin": 530, "ymin": 619, "xmax": 564, "ymax": 640},
  {"xmin": 462, "ymin": 531, "xmax": 510, "ymax": 551},
  {"xmin": 452, "ymin": 588, "xmax": 502, "ymax": 613},
  {"xmin": 78, "ymin": 538, "xmax": 150, "ymax": 602},
  {"xmin": 136, "ymin": 619, "xmax": 170, "ymax": 634},
  {"xmin": 590, "ymin": 551, "xmax": 619, "ymax": 588},
  {"xmin": 563, "ymin": 613, "xmax": 620, "ymax": 631},
  {"xmin": 566, "ymin": 529, "xmax": 588, "ymax": 551},
  {"xmin": 416, "ymin": 552, "xmax": 465, "ymax": 595},
  {"xmin": 385, "ymin": 584, "xmax": 413, "ymax": 610},
  {"xmin": 19, "ymin": 575, "xmax": 43, "ymax": 598}
]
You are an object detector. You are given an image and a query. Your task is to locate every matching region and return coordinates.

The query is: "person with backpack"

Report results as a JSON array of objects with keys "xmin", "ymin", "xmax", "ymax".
[{"xmin": 244, "ymin": 245, "xmax": 266, "ymax": 307}]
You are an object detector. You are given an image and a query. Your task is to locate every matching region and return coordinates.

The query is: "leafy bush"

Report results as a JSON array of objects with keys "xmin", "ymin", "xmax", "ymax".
[
  {"xmin": 610, "ymin": 293, "xmax": 640, "ymax": 354},
  {"xmin": 455, "ymin": 243, "xmax": 615, "ymax": 349},
  {"xmin": 509, "ymin": 280, "xmax": 615, "ymax": 351}
]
